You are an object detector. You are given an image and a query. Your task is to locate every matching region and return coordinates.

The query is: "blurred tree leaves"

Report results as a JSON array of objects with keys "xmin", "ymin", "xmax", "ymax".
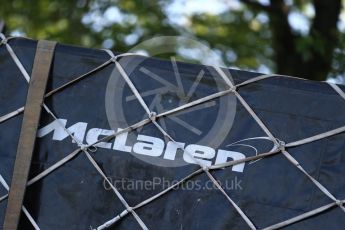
[{"xmin": 0, "ymin": 0, "xmax": 344, "ymax": 81}]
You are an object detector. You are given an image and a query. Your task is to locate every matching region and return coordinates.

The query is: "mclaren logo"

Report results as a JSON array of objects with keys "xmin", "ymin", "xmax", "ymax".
[{"xmin": 37, "ymin": 119, "xmax": 249, "ymax": 172}]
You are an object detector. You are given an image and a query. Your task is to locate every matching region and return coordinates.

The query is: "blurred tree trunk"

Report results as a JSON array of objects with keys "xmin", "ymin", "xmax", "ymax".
[
  {"xmin": 0, "ymin": 20, "xmax": 5, "ymax": 33},
  {"xmin": 242, "ymin": 0, "xmax": 342, "ymax": 80}
]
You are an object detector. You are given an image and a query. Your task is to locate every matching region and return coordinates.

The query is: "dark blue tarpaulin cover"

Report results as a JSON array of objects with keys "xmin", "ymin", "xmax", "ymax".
[{"xmin": 0, "ymin": 38, "xmax": 345, "ymax": 229}]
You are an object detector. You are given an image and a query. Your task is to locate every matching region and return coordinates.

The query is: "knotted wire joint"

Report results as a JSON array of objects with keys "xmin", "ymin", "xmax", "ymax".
[
  {"xmin": 275, "ymin": 139, "xmax": 286, "ymax": 152},
  {"xmin": 0, "ymin": 36, "xmax": 7, "ymax": 45},
  {"xmin": 336, "ymin": 199, "xmax": 343, "ymax": 207},
  {"xmin": 229, "ymin": 85, "xmax": 237, "ymax": 93},
  {"xmin": 202, "ymin": 165, "xmax": 209, "ymax": 172},
  {"xmin": 149, "ymin": 111, "xmax": 157, "ymax": 122},
  {"xmin": 79, "ymin": 144, "xmax": 98, "ymax": 152},
  {"xmin": 104, "ymin": 50, "xmax": 140, "ymax": 63},
  {"xmin": 79, "ymin": 144, "xmax": 88, "ymax": 151},
  {"xmin": 110, "ymin": 55, "xmax": 120, "ymax": 63},
  {"xmin": 102, "ymin": 49, "xmax": 118, "ymax": 63},
  {"xmin": 126, "ymin": 206, "xmax": 133, "ymax": 213}
]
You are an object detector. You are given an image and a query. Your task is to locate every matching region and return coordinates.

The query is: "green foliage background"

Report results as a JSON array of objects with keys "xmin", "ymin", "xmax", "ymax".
[{"xmin": 0, "ymin": 0, "xmax": 344, "ymax": 81}]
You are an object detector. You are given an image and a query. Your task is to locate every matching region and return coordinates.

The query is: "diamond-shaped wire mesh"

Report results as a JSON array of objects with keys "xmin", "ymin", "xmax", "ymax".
[{"xmin": 0, "ymin": 34, "xmax": 344, "ymax": 230}]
